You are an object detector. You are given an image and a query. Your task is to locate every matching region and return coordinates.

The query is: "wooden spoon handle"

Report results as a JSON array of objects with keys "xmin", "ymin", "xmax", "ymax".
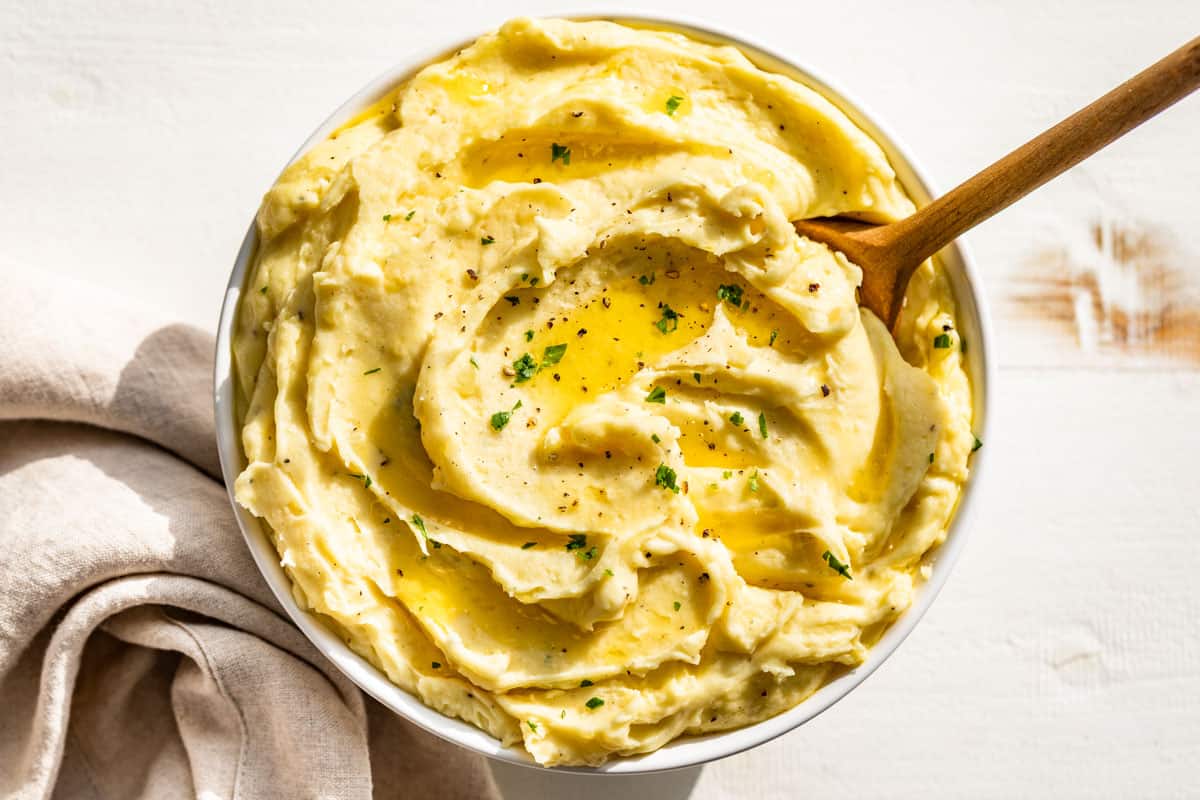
[{"xmin": 870, "ymin": 35, "xmax": 1200, "ymax": 266}]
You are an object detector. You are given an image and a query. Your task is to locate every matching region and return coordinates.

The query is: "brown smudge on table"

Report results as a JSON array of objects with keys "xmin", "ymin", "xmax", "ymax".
[{"xmin": 1010, "ymin": 219, "xmax": 1200, "ymax": 366}]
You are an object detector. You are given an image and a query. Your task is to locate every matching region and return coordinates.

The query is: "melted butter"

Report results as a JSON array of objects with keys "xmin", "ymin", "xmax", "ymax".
[
  {"xmin": 428, "ymin": 71, "xmax": 494, "ymax": 104},
  {"xmin": 331, "ymin": 88, "xmax": 401, "ymax": 139},
  {"xmin": 459, "ymin": 134, "xmax": 705, "ymax": 188},
  {"xmin": 675, "ymin": 414, "xmax": 758, "ymax": 469},
  {"xmin": 518, "ymin": 264, "xmax": 716, "ymax": 424}
]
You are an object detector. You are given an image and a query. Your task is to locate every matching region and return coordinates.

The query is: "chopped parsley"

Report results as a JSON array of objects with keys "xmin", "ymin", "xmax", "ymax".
[
  {"xmin": 580, "ymin": 679, "xmax": 594, "ymax": 687},
  {"xmin": 512, "ymin": 353, "xmax": 538, "ymax": 383},
  {"xmin": 821, "ymin": 550, "xmax": 853, "ymax": 580},
  {"xmin": 504, "ymin": 295, "xmax": 520, "ymax": 306},
  {"xmin": 521, "ymin": 541, "xmax": 537, "ymax": 549},
  {"xmin": 929, "ymin": 452, "xmax": 935, "ymax": 464},
  {"xmin": 566, "ymin": 534, "xmax": 588, "ymax": 551},
  {"xmin": 933, "ymin": 333, "xmax": 952, "ymax": 349},
  {"xmin": 961, "ymin": 336, "xmax": 968, "ymax": 354},
  {"xmin": 541, "ymin": 343, "xmax": 568, "ymax": 368},
  {"xmin": 758, "ymin": 411, "xmax": 768, "ymax": 439},
  {"xmin": 469, "ymin": 357, "xmax": 479, "ymax": 369},
  {"xmin": 716, "ymin": 284, "xmax": 744, "ymax": 307},
  {"xmin": 722, "ymin": 470, "xmax": 732, "ymax": 479},
  {"xmin": 525, "ymin": 329, "xmax": 534, "ymax": 342},
  {"xmin": 654, "ymin": 304, "xmax": 680, "ymax": 333},
  {"xmin": 411, "ymin": 513, "xmax": 428, "ymax": 538},
  {"xmin": 655, "ymin": 464, "xmax": 680, "ymax": 494},
  {"xmin": 551, "ymin": 142, "xmax": 571, "ymax": 165},
  {"xmin": 580, "ymin": 546, "xmax": 597, "ymax": 560},
  {"xmin": 363, "ymin": 367, "xmax": 382, "ymax": 375},
  {"xmin": 527, "ymin": 720, "xmax": 539, "ymax": 732},
  {"xmin": 665, "ymin": 94, "xmax": 683, "ymax": 115},
  {"xmin": 511, "ymin": 346, "xmax": 566, "ymax": 383},
  {"xmin": 585, "ymin": 697, "xmax": 605, "ymax": 710},
  {"xmin": 769, "ymin": 328, "xmax": 779, "ymax": 346},
  {"xmin": 972, "ymin": 435, "xmax": 983, "ymax": 452},
  {"xmin": 729, "ymin": 411, "xmax": 744, "ymax": 426},
  {"xmin": 645, "ymin": 386, "xmax": 667, "ymax": 404},
  {"xmin": 348, "ymin": 472, "xmax": 372, "ymax": 489},
  {"xmin": 639, "ymin": 272, "xmax": 656, "ymax": 286},
  {"xmin": 693, "ymin": 372, "xmax": 701, "ymax": 383},
  {"xmin": 490, "ymin": 399, "xmax": 523, "ymax": 431},
  {"xmin": 481, "ymin": 235, "xmax": 495, "ymax": 245},
  {"xmin": 604, "ymin": 568, "xmax": 614, "ymax": 577},
  {"xmin": 431, "ymin": 661, "xmax": 441, "ymax": 669},
  {"xmin": 673, "ymin": 600, "xmax": 682, "ymax": 611},
  {"xmin": 651, "ymin": 433, "xmax": 661, "ymax": 443},
  {"xmin": 405, "ymin": 210, "xmax": 415, "ymax": 221},
  {"xmin": 259, "ymin": 285, "xmax": 267, "ymax": 294},
  {"xmin": 748, "ymin": 471, "xmax": 760, "ymax": 493},
  {"xmin": 382, "ymin": 214, "xmax": 392, "ymax": 222}
]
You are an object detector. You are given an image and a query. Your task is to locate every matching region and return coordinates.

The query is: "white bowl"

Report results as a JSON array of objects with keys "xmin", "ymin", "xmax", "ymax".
[{"xmin": 213, "ymin": 13, "xmax": 995, "ymax": 775}]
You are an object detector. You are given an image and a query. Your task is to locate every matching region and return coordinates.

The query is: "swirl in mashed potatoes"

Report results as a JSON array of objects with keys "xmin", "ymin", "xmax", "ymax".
[{"xmin": 233, "ymin": 17, "xmax": 975, "ymax": 766}]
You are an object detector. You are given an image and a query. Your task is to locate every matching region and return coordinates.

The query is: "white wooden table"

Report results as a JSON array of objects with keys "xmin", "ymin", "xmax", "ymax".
[{"xmin": 6, "ymin": 0, "xmax": 1198, "ymax": 797}]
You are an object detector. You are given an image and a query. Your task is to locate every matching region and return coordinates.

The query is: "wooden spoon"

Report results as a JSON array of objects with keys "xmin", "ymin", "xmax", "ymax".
[{"xmin": 793, "ymin": 35, "xmax": 1200, "ymax": 329}]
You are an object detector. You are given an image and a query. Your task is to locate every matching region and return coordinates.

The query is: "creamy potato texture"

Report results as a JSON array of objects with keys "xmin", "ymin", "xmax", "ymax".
[{"xmin": 233, "ymin": 18, "xmax": 975, "ymax": 766}]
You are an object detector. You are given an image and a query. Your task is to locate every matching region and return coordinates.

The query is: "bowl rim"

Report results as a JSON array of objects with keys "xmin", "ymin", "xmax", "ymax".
[{"xmin": 213, "ymin": 11, "xmax": 996, "ymax": 775}]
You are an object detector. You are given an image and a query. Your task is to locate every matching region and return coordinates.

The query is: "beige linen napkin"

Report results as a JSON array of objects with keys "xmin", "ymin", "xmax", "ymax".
[{"xmin": 0, "ymin": 270, "xmax": 501, "ymax": 800}]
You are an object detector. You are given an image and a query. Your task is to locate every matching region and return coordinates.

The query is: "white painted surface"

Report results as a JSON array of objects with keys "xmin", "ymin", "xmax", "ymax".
[{"xmin": 5, "ymin": 1, "xmax": 1198, "ymax": 797}]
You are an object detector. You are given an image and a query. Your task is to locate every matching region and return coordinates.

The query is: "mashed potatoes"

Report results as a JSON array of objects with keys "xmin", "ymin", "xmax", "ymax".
[{"xmin": 233, "ymin": 17, "xmax": 975, "ymax": 766}]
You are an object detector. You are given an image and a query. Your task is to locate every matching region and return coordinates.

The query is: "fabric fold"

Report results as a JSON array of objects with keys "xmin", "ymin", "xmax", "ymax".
[{"xmin": 0, "ymin": 267, "xmax": 499, "ymax": 800}]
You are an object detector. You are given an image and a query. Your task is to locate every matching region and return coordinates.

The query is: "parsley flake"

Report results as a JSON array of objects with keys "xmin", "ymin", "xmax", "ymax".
[
  {"xmin": 665, "ymin": 94, "xmax": 683, "ymax": 115},
  {"xmin": 758, "ymin": 411, "xmax": 768, "ymax": 439},
  {"xmin": 490, "ymin": 399, "xmax": 523, "ymax": 432},
  {"xmin": 382, "ymin": 213, "xmax": 392, "ymax": 222},
  {"xmin": 821, "ymin": 550, "xmax": 853, "ymax": 580},
  {"xmin": 646, "ymin": 386, "xmax": 667, "ymax": 404},
  {"xmin": 651, "ymin": 433, "xmax": 661, "ymax": 443},
  {"xmin": 729, "ymin": 411, "xmax": 744, "ymax": 426},
  {"xmin": 481, "ymin": 235, "xmax": 495, "ymax": 245},
  {"xmin": 504, "ymin": 295, "xmax": 520, "ymax": 306},
  {"xmin": 655, "ymin": 464, "xmax": 680, "ymax": 494},
  {"xmin": 405, "ymin": 210, "xmax": 415, "ymax": 221},
  {"xmin": 639, "ymin": 273, "xmax": 656, "ymax": 286},
  {"xmin": 972, "ymin": 435, "xmax": 983, "ymax": 452},
  {"xmin": 654, "ymin": 304, "xmax": 680, "ymax": 333},
  {"xmin": 431, "ymin": 661, "xmax": 441, "ymax": 669},
  {"xmin": 551, "ymin": 143, "xmax": 571, "ymax": 165},
  {"xmin": 585, "ymin": 697, "xmax": 604, "ymax": 710},
  {"xmin": 259, "ymin": 286, "xmax": 267, "ymax": 294},
  {"xmin": 522, "ymin": 541, "xmax": 537, "ymax": 549},
  {"xmin": 525, "ymin": 329, "xmax": 534, "ymax": 342},
  {"xmin": 693, "ymin": 372, "xmax": 701, "ymax": 383},
  {"xmin": 933, "ymin": 333, "xmax": 952, "ymax": 349},
  {"xmin": 348, "ymin": 472, "xmax": 372, "ymax": 490},
  {"xmin": 541, "ymin": 343, "xmax": 567, "ymax": 368},
  {"xmin": 363, "ymin": 367, "xmax": 381, "ymax": 375},
  {"xmin": 527, "ymin": 720, "xmax": 539, "ymax": 732},
  {"xmin": 769, "ymin": 329, "xmax": 779, "ymax": 346},
  {"xmin": 716, "ymin": 284, "xmax": 744, "ymax": 307},
  {"xmin": 512, "ymin": 353, "xmax": 538, "ymax": 383},
  {"xmin": 469, "ymin": 357, "xmax": 479, "ymax": 369},
  {"xmin": 566, "ymin": 534, "xmax": 588, "ymax": 551},
  {"xmin": 673, "ymin": 600, "xmax": 681, "ymax": 611},
  {"xmin": 580, "ymin": 679, "xmax": 594, "ymax": 687},
  {"xmin": 748, "ymin": 471, "xmax": 760, "ymax": 492}
]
